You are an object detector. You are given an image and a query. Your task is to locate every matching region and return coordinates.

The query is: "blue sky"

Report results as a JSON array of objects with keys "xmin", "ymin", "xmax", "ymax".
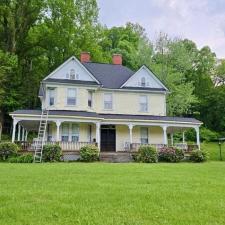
[{"xmin": 97, "ymin": 0, "xmax": 225, "ymax": 58}]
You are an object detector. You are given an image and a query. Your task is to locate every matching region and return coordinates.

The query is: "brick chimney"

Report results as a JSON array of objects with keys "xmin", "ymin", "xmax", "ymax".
[
  {"xmin": 112, "ymin": 54, "xmax": 122, "ymax": 65},
  {"xmin": 80, "ymin": 52, "xmax": 91, "ymax": 63}
]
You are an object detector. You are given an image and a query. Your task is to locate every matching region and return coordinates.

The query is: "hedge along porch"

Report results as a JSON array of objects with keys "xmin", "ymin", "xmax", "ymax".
[{"xmin": 10, "ymin": 110, "xmax": 202, "ymax": 154}]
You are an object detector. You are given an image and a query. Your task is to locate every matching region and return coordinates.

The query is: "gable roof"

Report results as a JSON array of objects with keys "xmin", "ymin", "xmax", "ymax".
[
  {"xmin": 82, "ymin": 62, "xmax": 134, "ymax": 89},
  {"xmin": 43, "ymin": 56, "xmax": 100, "ymax": 84},
  {"xmin": 42, "ymin": 56, "xmax": 168, "ymax": 91},
  {"xmin": 120, "ymin": 65, "xmax": 168, "ymax": 91}
]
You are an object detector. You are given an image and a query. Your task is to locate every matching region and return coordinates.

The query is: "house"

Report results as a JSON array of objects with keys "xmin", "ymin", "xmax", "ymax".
[{"xmin": 10, "ymin": 52, "xmax": 202, "ymax": 159}]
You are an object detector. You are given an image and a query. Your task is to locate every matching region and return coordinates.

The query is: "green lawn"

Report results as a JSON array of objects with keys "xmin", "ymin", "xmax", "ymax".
[
  {"xmin": 202, "ymin": 142, "xmax": 225, "ymax": 161},
  {"xmin": 1, "ymin": 162, "xmax": 225, "ymax": 225}
]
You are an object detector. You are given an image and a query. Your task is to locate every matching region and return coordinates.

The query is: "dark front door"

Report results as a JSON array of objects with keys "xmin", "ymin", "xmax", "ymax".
[{"xmin": 101, "ymin": 125, "xmax": 116, "ymax": 152}]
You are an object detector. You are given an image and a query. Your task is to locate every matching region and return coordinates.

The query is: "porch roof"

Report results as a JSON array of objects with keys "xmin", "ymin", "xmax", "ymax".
[{"xmin": 10, "ymin": 110, "xmax": 202, "ymax": 125}]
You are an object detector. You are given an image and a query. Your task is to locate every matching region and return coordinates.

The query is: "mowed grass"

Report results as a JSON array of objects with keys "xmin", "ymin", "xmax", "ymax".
[{"xmin": 1, "ymin": 162, "xmax": 225, "ymax": 225}]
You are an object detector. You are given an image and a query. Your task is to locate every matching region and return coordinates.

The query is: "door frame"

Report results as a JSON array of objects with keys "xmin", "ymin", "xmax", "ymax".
[{"xmin": 100, "ymin": 125, "xmax": 116, "ymax": 152}]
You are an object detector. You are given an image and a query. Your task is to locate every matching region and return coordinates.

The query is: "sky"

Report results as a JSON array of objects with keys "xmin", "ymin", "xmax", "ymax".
[{"xmin": 97, "ymin": 0, "xmax": 225, "ymax": 59}]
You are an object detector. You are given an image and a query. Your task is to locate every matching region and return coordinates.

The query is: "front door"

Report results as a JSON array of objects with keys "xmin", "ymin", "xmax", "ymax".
[{"xmin": 100, "ymin": 125, "xmax": 116, "ymax": 152}]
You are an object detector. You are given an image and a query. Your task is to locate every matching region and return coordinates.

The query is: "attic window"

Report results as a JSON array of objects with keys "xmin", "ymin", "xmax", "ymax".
[
  {"xmin": 141, "ymin": 77, "xmax": 146, "ymax": 87},
  {"xmin": 70, "ymin": 69, "xmax": 76, "ymax": 80}
]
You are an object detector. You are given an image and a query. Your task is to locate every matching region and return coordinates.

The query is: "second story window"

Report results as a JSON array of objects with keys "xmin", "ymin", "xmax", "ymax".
[
  {"xmin": 104, "ymin": 93, "xmax": 113, "ymax": 110},
  {"xmin": 67, "ymin": 88, "xmax": 76, "ymax": 106},
  {"xmin": 88, "ymin": 91, "xmax": 93, "ymax": 108},
  {"xmin": 49, "ymin": 88, "xmax": 55, "ymax": 106},
  {"xmin": 140, "ymin": 95, "xmax": 148, "ymax": 112},
  {"xmin": 141, "ymin": 77, "xmax": 146, "ymax": 87}
]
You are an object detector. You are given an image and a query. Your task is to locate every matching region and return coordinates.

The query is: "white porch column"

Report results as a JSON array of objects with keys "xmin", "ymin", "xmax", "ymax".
[
  {"xmin": 128, "ymin": 124, "xmax": 133, "ymax": 144},
  {"xmin": 25, "ymin": 130, "xmax": 28, "ymax": 141},
  {"xmin": 56, "ymin": 120, "xmax": 61, "ymax": 142},
  {"xmin": 195, "ymin": 126, "xmax": 200, "ymax": 149},
  {"xmin": 170, "ymin": 133, "xmax": 174, "ymax": 146},
  {"xmin": 17, "ymin": 124, "xmax": 21, "ymax": 141},
  {"xmin": 95, "ymin": 122, "xmax": 101, "ymax": 148},
  {"xmin": 12, "ymin": 118, "xmax": 18, "ymax": 143},
  {"xmin": 182, "ymin": 131, "xmax": 185, "ymax": 144},
  {"xmin": 162, "ymin": 126, "xmax": 168, "ymax": 145},
  {"xmin": 22, "ymin": 127, "xmax": 25, "ymax": 141}
]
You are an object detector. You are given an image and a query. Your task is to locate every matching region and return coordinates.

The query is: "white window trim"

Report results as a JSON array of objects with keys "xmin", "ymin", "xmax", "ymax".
[
  {"xmin": 66, "ymin": 88, "xmax": 77, "ymax": 106},
  {"xmin": 61, "ymin": 123, "xmax": 69, "ymax": 142},
  {"xmin": 103, "ymin": 92, "xmax": 113, "ymax": 111},
  {"xmin": 139, "ymin": 95, "xmax": 148, "ymax": 112},
  {"xmin": 140, "ymin": 127, "xmax": 149, "ymax": 144},
  {"xmin": 47, "ymin": 87, "xmax": 56, "ymax": 107},
  {"xmin": 88, "ymin": 90, "xmax": 93, "ymax": 108}
]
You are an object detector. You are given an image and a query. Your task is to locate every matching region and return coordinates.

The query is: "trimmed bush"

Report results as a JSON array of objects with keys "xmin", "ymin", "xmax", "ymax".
[
  {"xmin": 190, "ymin": 149, "xmax": 209, "ymax": 162},
  {"xmin": 158, "ymin": 147, "xmax": 184, "ymax": 162},
  {"xmin": 136, "ymin": 145, "xmax": 158, "ymax": 163},
  {"xmin": 42, "ymin": 144, "xmax": 62, "ymax": 162},
  {"xmin": 80, "ymin": 144, "xmax": 99, "ymax": 162},
  {"xmin": 0, "ymin": 142, "xmax": 18, "ymax": 161},
  {"xmin": 8, "ymin": 153, "xmax": 33, "ymax": 163}
]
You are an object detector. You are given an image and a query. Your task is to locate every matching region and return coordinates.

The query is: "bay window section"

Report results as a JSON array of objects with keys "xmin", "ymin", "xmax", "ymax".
[
  {"xmin": 71, "ymin": 124, "xmax": 79, "ymax": 142},
  {"xmin": 61, "ymin": 124, "xmax": 69, "ymax": 142},
  {"xmin": 104, "ymin": 93, "xmax": 113, "ymax": 110},
  {"xmin": 139, "ymin": 95, "xmax": 148, "ymax": 112},
  {"xmin": 67, "ymin": 88, "xmax": 76, "ymax": 106},
  {"xmin": 140, "ymin": 127, "xmax": 148, "ymax": 144}
]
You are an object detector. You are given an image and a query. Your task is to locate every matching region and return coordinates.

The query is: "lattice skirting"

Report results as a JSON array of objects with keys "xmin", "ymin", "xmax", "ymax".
[{"xmin": 62, "ymin": 151, "xmax": 80, "ymax": 161}]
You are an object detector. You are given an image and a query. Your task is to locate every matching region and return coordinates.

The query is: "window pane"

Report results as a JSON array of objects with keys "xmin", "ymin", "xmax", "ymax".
[
  {"xmin": 104, "ymin": 93, "xmax": 112, "ymax": 109},
  {"xmin": 71, "ymin": 124, "xmax": 79, "ymax": 142},
  {"xmin": 140, "ymin": 96, "xmax": 148, "ymax": 112},
  {"xmin": 67, "ymin": 88, "xmax": 76, "ymax": 105},
  {"xmin": 49, "ymin": 89, "xmax": 55, "ymax": 106},
  {"xmin": 141, "ymin": 77, "xmax": 146, "ymax": 87},
  {"xmin": 61, "ymin": 124, "xmax": 69, "ymax": 142},
  {"xmin": 140, "ymin": 127, "xmax": 148, "ymax": 144},
  {"xmin": 88, "ymin": 91, "xmax": 93, "ymax": 107}
]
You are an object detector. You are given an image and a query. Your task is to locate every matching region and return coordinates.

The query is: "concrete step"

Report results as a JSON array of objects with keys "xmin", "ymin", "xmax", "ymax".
[{"xmin": 100, "ymin": 152, "xmax": 133, "ymax": 163}]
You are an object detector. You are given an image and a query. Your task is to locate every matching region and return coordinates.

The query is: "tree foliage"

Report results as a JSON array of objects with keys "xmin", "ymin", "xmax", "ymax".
[{"xmin": 0, "ymin": 0, "xmax": 223, "ymax": 135}]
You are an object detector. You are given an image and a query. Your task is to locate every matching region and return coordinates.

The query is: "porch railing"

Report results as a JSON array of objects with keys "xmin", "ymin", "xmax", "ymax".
[
  {"xmin": 15, "ymin": 141, "xmax": 95, "ymax": 152},
  {"xmin": 125, "ymin": 142, "xmax": 198, "ymax": 152}
]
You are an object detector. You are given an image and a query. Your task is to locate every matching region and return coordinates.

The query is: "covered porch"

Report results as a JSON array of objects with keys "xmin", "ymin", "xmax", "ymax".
[{"xmin": 10, "ymin": 110, "xmax": 202, "ymax": 154}]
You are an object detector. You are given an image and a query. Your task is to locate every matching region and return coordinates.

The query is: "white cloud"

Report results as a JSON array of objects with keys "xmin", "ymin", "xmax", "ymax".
[{"xmin": 97, "ymin": 0, "xmax": 225, "ymax": 58}]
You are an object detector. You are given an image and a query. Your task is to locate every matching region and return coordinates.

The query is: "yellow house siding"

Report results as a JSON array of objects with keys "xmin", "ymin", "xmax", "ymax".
[{"xmin": 44, "ymin": 83, "xmax": 166, "ymax": 116}]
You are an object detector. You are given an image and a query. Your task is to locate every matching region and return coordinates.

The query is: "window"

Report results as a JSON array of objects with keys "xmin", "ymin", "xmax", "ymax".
[
  {"xmin": 104, "ymin": 93, "xmax": 113, "ymax": 110},
  {"xmin": 88, "ymin": 91, "xmax": 93, "ymax": 108},
  {"xmin": 49, "ymin": 88, "xmax": 55, "ymax": 106},
  {"xmin": 139, "ymin": 95, "xmax": 148, "ymax": 112},
  {"xmin": 141, "ymin": 77, "xmax": 146, "ymax": 87},
  {"xmin": 140, "ymin": 127, "xmax": 148, "ymax": 144},
  {"xmin": 67, "ymin": 88, "xmax": 76, "ymax": 105},
  {"xmin": 71, "ymin": 124, "xmax": 79, "ymax": 142},
  {"xmin": 70, "ymin": 69, "xmax": 76, "ymax": 80},
  {"xmin": 47, "ymin": 124, "xmax": 53, "ymax": 141},
  {"xmin": 61, "ymin": 124, "xmax": 69, "ymax": 142}
]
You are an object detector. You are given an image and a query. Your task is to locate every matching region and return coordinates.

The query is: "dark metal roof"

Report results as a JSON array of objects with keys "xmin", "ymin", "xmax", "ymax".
[
  {"xmin": 11, "ymin": 110, "xmax": 201, "ymax": 124},
  {"xmin": 44, "ymin": 78, "xmax": 99, "ymax": 86},
  {"xmin": 82, "ymin": 62, "xmax": 135, "ymax": 88}
]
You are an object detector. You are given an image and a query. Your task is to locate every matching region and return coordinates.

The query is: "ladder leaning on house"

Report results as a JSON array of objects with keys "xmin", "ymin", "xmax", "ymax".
[{"xmin": 33, "ymin": 110, "xmax": 49, "ymax": 163}]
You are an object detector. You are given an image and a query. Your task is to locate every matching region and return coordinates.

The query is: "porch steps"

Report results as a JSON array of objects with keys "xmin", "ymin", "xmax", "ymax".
[
  {"xmin": 100, "ymin": 152, "xmax": 133, "ymax": 163},
  {"xmin": 33, "ymin": 110, "xmax": 49, "ymax": 163}
]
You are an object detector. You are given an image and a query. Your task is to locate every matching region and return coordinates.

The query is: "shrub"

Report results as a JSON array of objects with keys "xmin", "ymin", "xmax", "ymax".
[
  {"xmin": 158, "ymin": 147, "xmax": 184, "ymax": 162},
  {"xmin": 42, "ymin": 144, "xmax": 62, "ymax": 162},
  {"xmin": 136, "ymin": 145, "xmax": 158, "ymax": 163},
  {"xmin": 80, "ymin": 144, "xmax": 99, "ymax": 162},
  {"xmin": 0, "ymin": 142, "xmax": 18, "ymax": 161},
  {"xmin": 8, "ymin": 153, "xmax": 33, "ymax": 163},
  {"xmin": 190, "ymin": 149, "xmax": 209, "ymax": 162}
]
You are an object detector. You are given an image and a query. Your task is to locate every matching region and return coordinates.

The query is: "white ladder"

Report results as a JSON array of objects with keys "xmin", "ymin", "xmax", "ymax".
[{"xmin": 33, "ymin": 110, "xmax": 49, "ymax": 163}]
